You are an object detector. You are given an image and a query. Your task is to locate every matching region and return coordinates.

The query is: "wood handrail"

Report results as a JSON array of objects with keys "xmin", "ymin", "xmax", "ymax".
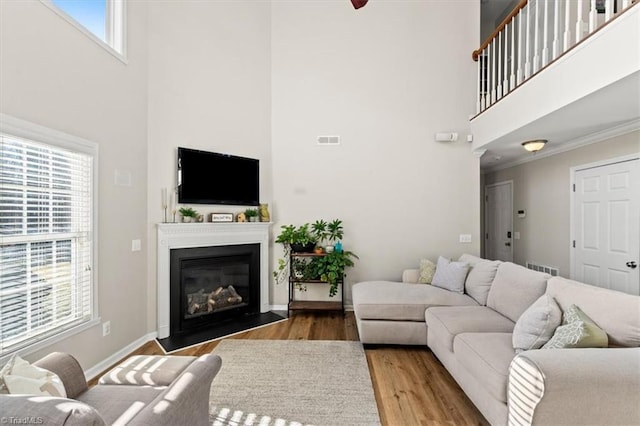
[{"xmin": 473, "ymin": 0, "xmax": 528, "ymax": 61}]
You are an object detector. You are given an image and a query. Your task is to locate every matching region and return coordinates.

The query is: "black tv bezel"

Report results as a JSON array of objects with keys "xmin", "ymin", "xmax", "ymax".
[{"xmin": 177, "ymin": 147, "xmax": 259, "ymax": 206}]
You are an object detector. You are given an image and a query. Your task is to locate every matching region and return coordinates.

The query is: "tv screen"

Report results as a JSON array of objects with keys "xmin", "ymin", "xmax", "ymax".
[{"xmin": 177, "ymin": 147, "xmax": 259, "ymax": 206}]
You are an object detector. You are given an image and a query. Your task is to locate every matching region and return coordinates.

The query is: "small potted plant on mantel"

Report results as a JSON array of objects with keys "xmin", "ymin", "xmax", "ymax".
[
  {"xmin": 179, "ymin": 207, "xmax": 198, "ymax": 223},
  {"xmin": 244, "ymin": 208, "xmax": 259, "ymax": 222}
]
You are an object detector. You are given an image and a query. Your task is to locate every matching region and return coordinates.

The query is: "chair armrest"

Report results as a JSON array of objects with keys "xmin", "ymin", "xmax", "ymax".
[
  {"xmin": 509, "ymin": 348, "xmax": 640, "ymax": 425},
  {"xmin": 0, "ymin": 394, "xmax": 106, "ymax": 426},
  {"xmin": 34, "ymin": 352, "xmax": 88, "ymax": 398},
  {"xmin": 402, "ymin": 268, "xmax": 420, "ymax": 283},
  {"xmin": 129, "ymin": 353, "xmax": 222, "ymax": 426}
]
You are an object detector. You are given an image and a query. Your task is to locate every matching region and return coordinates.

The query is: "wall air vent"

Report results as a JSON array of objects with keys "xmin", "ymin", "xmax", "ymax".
[
  {"xmin": 317, "ymin": 135, "xmax": 341, "ymax": 146},
  {"xmin": 526, "ymin": 262, "xmax": 559, "ymax": 276}
]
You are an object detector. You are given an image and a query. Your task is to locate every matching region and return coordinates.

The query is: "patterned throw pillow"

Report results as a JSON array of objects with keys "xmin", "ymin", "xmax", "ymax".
[
  {"xmin": 542, "ymin": 304, "xmax": 608, "ymax": 349},
  {"xmin": 418, "ymin": 259, "xmax": 436, "ymax": 284},
  {"xmin": 0, "ymin": 355, "xmax": 67, "ymax": 397},
  {"xmin": 431, "ymin": 256, "xmax": 470, "ymax": 293},
  {"xmin": 512, "ymin": 294, "xmax": 562, "ymax": 352}
]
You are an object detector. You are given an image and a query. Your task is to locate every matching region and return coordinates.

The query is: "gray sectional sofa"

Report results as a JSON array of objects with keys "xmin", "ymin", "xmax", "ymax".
[{"xmin": 352, "ymin": 254, "xmax": 640, "ymax": 425}]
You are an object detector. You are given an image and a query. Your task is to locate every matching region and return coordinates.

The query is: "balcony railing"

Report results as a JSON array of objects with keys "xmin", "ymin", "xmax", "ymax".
[{"xmin": 473, "ymin": 0, "xmax": 637, "ymax": 115}]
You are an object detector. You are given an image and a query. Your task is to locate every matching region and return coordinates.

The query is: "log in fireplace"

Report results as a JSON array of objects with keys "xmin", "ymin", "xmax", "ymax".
[{"xmin": 169, "ymin": 243, "xmax": 260, "ymax": 336}]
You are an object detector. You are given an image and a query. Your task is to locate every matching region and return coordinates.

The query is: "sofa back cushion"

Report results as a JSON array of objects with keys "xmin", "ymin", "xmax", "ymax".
[
  {"xmin": 487, "ymin": 262, "xmax": 550, "ymax": 322},
  {"xmin": 459, "ymin": 254, "xmax": 501, "ymax": 305},
  {"xmin": 546, "ymin": 276, "xmax": 640, "ymax": 347}
]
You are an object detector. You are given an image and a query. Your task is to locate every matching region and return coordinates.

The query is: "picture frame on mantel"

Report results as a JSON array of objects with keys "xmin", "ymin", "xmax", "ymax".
[{"xmin": 210, "ymin": 213, "xmax": 233, "ymax": 222}]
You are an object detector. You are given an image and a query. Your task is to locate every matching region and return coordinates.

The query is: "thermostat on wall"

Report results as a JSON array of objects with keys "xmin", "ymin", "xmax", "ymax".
[{"xmin": 517, "ymin": 210, "xmax": 526, "ymax": 218}]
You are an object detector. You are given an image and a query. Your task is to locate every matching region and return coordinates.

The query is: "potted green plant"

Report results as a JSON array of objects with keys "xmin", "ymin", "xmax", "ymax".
[
  {"xmin": 273, "ymin": 223, "xmax": 317, "ymax": 285},
  {"xmin": 179, "ymin": 207, "xmax": 198, "ymax": 223},
  {"xmin": 245, "ymin": 208, "xmax": 259, "ymax": 222},
  {"xmin": 314, "ymin": 250, "xmax": 358, "ymax": 297}
]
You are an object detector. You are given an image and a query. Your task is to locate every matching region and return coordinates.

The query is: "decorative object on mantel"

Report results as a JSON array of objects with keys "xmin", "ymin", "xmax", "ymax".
[
  {"xmin": 179, "ymin": 207, "xmax": 198, "ymax": 223},
  {"xmin": 351, "ymin": 0, "xmax": 368, "ymax": 9},
  {"xmin": 162, "ymin": 187, "xmax": 177, "ymax": 222},
  {"xmin": 244, "ymin": 208, "xmax": 259, "ymax": 222},
  {"xmin": 236, "ymin": 212, "xmax": 246, "ymax": 223},
  {"xmin": 259, "ymin": 203, "xmax": 270, "ymax": 222},
  {"xmin": 210, "ymin": 213, "xmax": 234, "ymax": 223}
]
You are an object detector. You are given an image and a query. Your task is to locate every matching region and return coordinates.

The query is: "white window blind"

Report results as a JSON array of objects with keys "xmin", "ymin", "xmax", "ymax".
[{"xmin": 0, "ymin": 132, "xmax": 94, "ymax": 356}]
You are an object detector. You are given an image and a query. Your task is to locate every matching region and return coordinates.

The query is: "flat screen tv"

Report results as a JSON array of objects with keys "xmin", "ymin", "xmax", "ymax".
[{"xmin": 178, "ymin": 147, "xmax": 259, "ymax": 206}]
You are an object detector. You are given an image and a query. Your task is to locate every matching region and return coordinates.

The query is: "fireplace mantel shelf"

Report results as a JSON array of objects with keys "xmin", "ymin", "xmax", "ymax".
[{"xmin": 156, "ymin": 222, "xmax": 272, "ymax": 339}]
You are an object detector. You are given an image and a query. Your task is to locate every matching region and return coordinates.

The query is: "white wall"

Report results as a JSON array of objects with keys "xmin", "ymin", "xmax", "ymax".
[
  {"xmin": 146, "ymin": 1, "xmax": 272, "ymax": 330},
  {"xmin": 484, "ymin": 131, "xmax": 640, "ymax": 276},
  {"xmin": 271, "ymin": 0, "xmax": 481, "ymax": 304},
  {"xmin": 0, "ymin": 1, "xmax": 149, "ymax": 368}
]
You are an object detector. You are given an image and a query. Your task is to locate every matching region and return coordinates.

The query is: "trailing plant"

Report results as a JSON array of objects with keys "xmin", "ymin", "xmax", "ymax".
[{"xmin": 315, "ymin": 250, "xmax": 358, "ymax": 297}]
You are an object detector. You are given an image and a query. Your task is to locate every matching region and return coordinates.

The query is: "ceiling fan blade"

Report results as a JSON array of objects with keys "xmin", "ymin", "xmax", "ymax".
[{"xmin": 351, "ymin": 0, "xmax": 369, "ymax": 9}]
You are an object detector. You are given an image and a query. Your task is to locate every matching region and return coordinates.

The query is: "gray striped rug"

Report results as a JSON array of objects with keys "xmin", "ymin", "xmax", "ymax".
[{"xmin": 209, "ymin": 340, "xmax": 381, "ymax": 426}]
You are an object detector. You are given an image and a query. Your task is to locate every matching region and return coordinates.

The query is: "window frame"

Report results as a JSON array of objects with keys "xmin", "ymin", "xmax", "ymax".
[
  {"xmin": 39, "ymin": 0, "xmax": 127, "ymax": 63},
  {"xmin": 0, "ymin": 114, "xmax": 100, "ymax": 362}
]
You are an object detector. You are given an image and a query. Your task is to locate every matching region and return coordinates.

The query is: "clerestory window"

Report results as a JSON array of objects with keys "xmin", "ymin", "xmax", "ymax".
[
  {"xmin": 42, "ymin": 0, "xmax": 126, "ymax": 58},
  {"xmin": 0, "ymin": 115, "xmax": 98, "ymax": 358}
]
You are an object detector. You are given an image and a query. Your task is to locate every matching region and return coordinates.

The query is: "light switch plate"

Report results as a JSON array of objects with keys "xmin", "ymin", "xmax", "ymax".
[
  {"xmin": 131, "ymin": 239, "xmax": 141, "ymax": 252},
  {"xmin": 459, "ymin": 234, "xmax": 472, "ymax": 243}
]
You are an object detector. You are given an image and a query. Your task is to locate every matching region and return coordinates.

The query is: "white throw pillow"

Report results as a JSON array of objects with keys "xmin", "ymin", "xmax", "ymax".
[
  {"xmin": 0, "ymin": 355, "xmax": 66, "ymax": 397},
  {"xmin": 512, "ymin": 294, "xmax": 562, "ymax": 352},
  {"xmin": 418, "ymin": 259, "xmax": 436, "ymax": 284},
  {"xmin": 431, "ymin": 256, "xmax": 470, "ymax": 294},
  {"xmin": 462, "ymin": 259, "xmax": 500, "ymax": 305}
]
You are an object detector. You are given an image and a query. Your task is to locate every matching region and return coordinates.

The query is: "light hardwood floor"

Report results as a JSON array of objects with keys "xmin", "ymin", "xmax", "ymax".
[{"xmin": 93, "ymin": 312, "xmax": 489, "ymax": 425}]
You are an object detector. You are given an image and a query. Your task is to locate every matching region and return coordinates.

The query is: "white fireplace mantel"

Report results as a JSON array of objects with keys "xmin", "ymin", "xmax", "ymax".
[{"xmin": 156, "ymin": 222, "xmax": 271, "ymax": 339}]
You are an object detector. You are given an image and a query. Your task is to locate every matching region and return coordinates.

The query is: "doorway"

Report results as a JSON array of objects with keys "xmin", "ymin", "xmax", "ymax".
[
  {"xmin": 571, "ymin": 155, "xmax": 639, "ymax": 295},
  {"xmin": 484, "ymin": 181, "xmax": 514, "ymax": 262}
]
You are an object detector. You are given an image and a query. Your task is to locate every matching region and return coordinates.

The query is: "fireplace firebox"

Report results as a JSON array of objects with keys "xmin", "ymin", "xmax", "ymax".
[{"xmin": 169, "ymin": 244, "xmax": 260, "ymax": 336}]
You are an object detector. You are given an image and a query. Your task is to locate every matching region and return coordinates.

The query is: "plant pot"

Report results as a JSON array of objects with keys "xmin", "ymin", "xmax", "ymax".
[
  {"xmin": 249, "ymin": 216, "xmax": 258, "ymax": 222},
  {"xmin": 291, "ymin": 242, "xmax": 316, "ymax": 253},
  {"xmin": 325, "ymin": 245, "xmax": 334, "ymax": 253},
  {"xmin": 182, "ymin": 216, "xmax": 194, "ymax": 223}
]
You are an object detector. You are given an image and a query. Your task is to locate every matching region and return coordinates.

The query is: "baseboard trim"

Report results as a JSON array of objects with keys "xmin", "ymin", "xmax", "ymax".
[
  {"xmin": 85, "ymin": 331, "xmax": 157, "ymax": 380},
  {"xmin": 270, "ymin": 304, "xmax": 288, "ymax": 311}
]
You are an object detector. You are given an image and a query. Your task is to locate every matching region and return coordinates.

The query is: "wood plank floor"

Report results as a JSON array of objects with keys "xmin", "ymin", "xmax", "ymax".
[{"xmin": 93, "ymin": 312, "xmax": 489, "ymax": 425}]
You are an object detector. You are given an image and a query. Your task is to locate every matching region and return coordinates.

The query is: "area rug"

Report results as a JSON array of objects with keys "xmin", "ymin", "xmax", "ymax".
[{"xmin": 209, "ymin": 340, "xmax": 381, "ymax": 426}]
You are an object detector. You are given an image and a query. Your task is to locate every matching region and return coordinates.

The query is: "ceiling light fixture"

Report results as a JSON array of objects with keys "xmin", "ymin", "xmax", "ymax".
[{"xmin": 521, "ymin": 139, "xmax": 547, "ymax": 153}]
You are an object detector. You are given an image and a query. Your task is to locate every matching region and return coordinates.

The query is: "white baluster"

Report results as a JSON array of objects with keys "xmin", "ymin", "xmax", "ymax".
[
  {"xmin": 491, "ymin": 40, "xmax": 496, "ymax": 105},
  {"xmin": 553, "ymin": 0, "xmax": 560, "ymax": 59},
  {"xmin": 477, "ymin": 50, "xmax": 481, "ymax": 114},
  {"xmin": 525, "ymin": 3, "xmax": 531, "ymax": 79},
  {"xmin": 497, "ymin": 32, "xmax": 503, "ymax": 100},
  {"xmin": 564, "ymin": 0, "xmax": 571, "ymax": 51},
  {"xmin": 605, "ymin": 0, "xmax": 614, "ymax": 21},
  {"xmin": 533, "ymin": 0, "xmax": 540, "ymax": 73},
  {"xmin": 504, "ymin": 22, "xmax": 510, "ymax": 95},
  {"xmin": 576, "ymin": 0, "xmax": 585, "ymax": 43},
  {"xmin": 510, "ymin": 17, "xmax": 516, "ymax": 90},
  {"xmin": 589, "ymin": 0, "xmax": 597, "ymax": 32},
  {"xmin": 517, "ymin": 12, "xmax": 524, "ymax": 85},
  {"xmin": 542, "ymin": 0, "xmax": 549, "ymax": 67},
  {"xmin": 622, "ymin": 0, "xmax": 631, "ymax": 9}
]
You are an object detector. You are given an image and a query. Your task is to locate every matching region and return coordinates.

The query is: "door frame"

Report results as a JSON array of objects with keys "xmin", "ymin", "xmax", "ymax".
[
  {"xmin": 484, "ymin": 180, "xmax": 514, "ymax": 262},
  {"xmin": 569, "ymin": 153, "xmax": 640, "ymax": 280}
]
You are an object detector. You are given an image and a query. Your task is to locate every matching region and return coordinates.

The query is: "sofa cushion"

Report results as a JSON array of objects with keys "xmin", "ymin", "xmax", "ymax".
[
  {"xmin": 99, "ymin": 355, "xmax": 196, "ymax": 386},
  {"xmin": 353, "ymin": 281, "xmax": 478, "ymax": 321},
  {"xmin": 431, "ymin": 256, "xmax": 469, "ymax": 293},
  {"xmin": 487, "ymin": 262, "xmax": 550, "ymax": 323},
  {"xmin": 77, "ymin": 385, "xmax": 163, "ymax": 425},
  {"xmin": 459, "ymin": 256, "xmax": 501, "ymax": 306},
  {"xmin": 425, "ymin": 306, "xmax": 515, "ymax": 352},
  {"xmin": 546, "ymin": 276, "xmax": 640, "ymax": 347},
  {"xmin": 512, "ymin": 294, "xmax": 562, "ymax": 352},
  {"xmin": 454, "ymin": 332, "xmax": 514, "ymax": 403},
  {"xmin": 1, "ymin": 355, "xmax": 66, "ymax": 397}
]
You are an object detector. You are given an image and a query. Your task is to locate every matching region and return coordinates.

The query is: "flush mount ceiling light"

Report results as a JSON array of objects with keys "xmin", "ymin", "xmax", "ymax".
[{"xmin": 521, "ymin": 139, "xmax": 547, "ymax": 153}]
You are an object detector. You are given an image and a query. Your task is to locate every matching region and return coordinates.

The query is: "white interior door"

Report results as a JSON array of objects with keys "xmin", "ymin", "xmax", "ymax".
[
  {"xmin": 485, "ymin": 181, "xmax": 513, "ymax": 262},
  {"xmin": 573, "ymin": 158, "xmax": 640, "ymax": 295}
]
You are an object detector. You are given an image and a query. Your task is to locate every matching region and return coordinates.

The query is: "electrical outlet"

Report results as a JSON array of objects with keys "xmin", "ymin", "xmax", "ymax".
[
  {"xmin": 102, "ymin": 321, "xmax": 111, "ymax": 337},
  {"xmin": 459, "ymin": 234, "xmax": 472, "ymax": 243}
]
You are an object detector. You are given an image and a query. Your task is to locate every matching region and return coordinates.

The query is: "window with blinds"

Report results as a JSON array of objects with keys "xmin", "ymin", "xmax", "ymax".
[{"xmin": 0, "ymin": 126, "xmax": 95, "ymax": 356}]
